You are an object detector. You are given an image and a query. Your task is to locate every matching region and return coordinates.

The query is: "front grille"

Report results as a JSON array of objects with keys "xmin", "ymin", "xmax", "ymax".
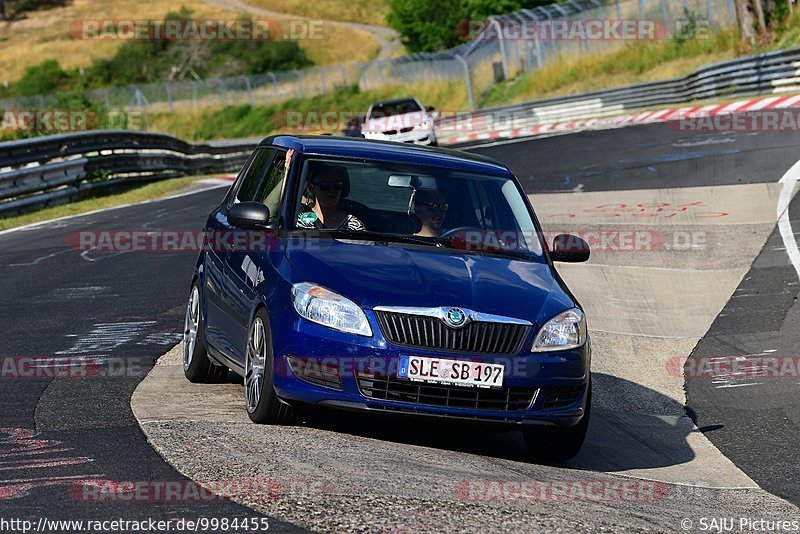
[
  {"xmin": 287, "ymin": 356, "xmax": 343, "ymax": 390},
  {"xmin": 383, "ymin": 129, "xmax": 397, "ymax": 135},
  {"xmin": 539, "ymin": 386, "xmax": 584, "ymax": 410},
  {"xmin": 375, "ymin": 311, "xmax": 530, "ymax": 355},
  {"xmin": 356, "ymin": 373, "xmax": 537, "ymax": 411},
  {"xmin": 399, "ymin": 126, "xmax": 414, "ymax": 133}
]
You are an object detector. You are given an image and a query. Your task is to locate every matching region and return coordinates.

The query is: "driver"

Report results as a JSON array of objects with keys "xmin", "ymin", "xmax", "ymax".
[
  {"xmin": 297, "ymin": 162, "xmax": 365, "ymax": 231},
  {"xmin": 414, "ymin": 189, "xmax": 448, "ymax": 238}
]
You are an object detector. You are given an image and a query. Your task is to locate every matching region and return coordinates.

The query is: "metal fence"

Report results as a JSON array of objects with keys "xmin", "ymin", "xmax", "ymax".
[
  {"xmin": 3, "ymin": 44, "xmax": 800, "ymax": 217},
  {"xmin": 435, "ymin": 46, "xmax": 800, "ymax": 142},
  {"xmin": 0, "ymin": 0, "xmax": 736, "ymax": 115},
  {"xmin": 0, "ymin": 131, "xmax": 255, "ymax": 216}
]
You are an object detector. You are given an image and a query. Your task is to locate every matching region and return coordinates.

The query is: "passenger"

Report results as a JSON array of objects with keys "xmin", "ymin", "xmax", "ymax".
[
  {"xmin": 296, "ymin": 163, "xmax": 365, "ymax": 231},
  {"xmin": 414, "ymin": 189, "xmax": 449, "ymax": 238}
]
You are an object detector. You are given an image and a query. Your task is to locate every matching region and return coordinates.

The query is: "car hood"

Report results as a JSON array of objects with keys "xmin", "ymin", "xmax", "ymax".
[
  {"xmin": 362, "ymin": 111, "xmax": 429, "ymax": 134},
  {"xmin": 284, "ymin": 239, "xmax": 577, "ymax": 326}
]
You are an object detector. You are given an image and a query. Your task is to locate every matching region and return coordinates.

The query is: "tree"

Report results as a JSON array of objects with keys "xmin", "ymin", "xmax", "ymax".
[{"xmin": 0, "ymin": 0, "xmax": 6, "ymax": 21}]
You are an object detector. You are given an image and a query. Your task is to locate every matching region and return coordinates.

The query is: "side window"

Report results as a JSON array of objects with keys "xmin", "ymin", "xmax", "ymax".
[
  {"xmin": 253, "ymin": 149, "xmax": 290, "ymax": 218},
  {"xmin": 235, "ymin": 148, "xmax": 275, "ymax": 203}
]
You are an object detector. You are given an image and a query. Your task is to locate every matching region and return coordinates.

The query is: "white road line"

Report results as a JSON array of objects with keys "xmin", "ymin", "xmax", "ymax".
[
  {"xmin": 777, "ymin": 159, "xmax": 800, "ymax": 282},
  {"xmin": 0, "ymin": 183, "xmax": 229, "ymax": 238}
]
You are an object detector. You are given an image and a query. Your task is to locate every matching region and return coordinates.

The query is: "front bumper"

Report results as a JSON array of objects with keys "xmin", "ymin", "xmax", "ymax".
[{"xmin": 271, "ymin": 311, "xmax": 590, "ymax": 428}]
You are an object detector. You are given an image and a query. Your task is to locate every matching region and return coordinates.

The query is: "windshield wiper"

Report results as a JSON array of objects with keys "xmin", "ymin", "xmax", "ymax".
[
  {"xmin": 318, "ymin": 229, "xmax": 450, "ymax": 248},
  {"xmin": 304, "ymin": 229, "xmax": 538, "ymax": 259}
]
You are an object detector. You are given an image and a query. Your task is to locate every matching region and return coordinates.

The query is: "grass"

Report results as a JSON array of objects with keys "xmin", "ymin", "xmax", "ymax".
[
  {"xmin": 147, "ymin": 81, "xmax": 469, "ymax": 140},
  {"xmin": 0, "ymin": 175, "xmax": 212, "ymax": 231},
  {"xmin": 245, "ymin": 0, "xmax": 391, "ymax": 27},
  {"xmin": 0, "ymin": 0, "xmax": 382, "ymax": 88}
]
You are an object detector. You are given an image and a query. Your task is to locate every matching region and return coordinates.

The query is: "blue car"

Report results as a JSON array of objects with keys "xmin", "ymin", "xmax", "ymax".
[{"xmin": 183, "ymin": 135, "xmax": 592, "ymax": 460}]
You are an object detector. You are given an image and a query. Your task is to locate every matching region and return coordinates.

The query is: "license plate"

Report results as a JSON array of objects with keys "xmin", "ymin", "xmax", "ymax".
[{"xmin": 397, "ymin": 355, "xmax": 504, "ymax": 388}]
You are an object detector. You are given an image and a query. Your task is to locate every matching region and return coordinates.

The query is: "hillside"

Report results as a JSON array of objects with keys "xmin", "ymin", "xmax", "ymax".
[{"xmin": 0, "ymin": 0, "xmax": 387, "ymax": 86}]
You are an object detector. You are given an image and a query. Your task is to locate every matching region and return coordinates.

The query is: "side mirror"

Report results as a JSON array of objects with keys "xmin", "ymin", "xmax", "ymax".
[
  {"xmin": 551, "ymin": 233, "xmax": 590, "ymax": 262},
  {"xmin": 228, "ymin": 202, "xmax": 271, "ymax": 229},
  {"xmin": 425, "ymin": 105, "xmax": 435, "ymax": 112}
]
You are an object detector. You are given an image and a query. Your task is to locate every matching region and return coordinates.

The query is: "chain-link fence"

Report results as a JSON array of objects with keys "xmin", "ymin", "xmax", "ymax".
[{"xmin": 0, "ymin": 0, "xmax": 737, "ymax": 115}]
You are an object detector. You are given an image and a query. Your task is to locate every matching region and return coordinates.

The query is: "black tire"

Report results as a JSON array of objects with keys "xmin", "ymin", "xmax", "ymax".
[
  {"xmin": 523, "ymin": 381, "xmax": 591, "ymax": 462},
  {"xmin": 183, "ymin": 282, "xmax": 229, "ymax": 384},
  {"xmin": 244, "ymin": 309, "xmax": 294, "ymax": 424}
]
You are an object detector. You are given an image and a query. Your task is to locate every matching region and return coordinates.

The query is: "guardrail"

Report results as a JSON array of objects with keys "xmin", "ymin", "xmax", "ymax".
[
  {"xmin": 3, "ymin": 46, "xmax": 800, "ymax": 218},
  {"xmin": 0, "ymin": 131, "xmax": 255, "ymax": 217},
  {"xmin": 436, "ymin": 46, "xmax": 800, "ymax": 141}
]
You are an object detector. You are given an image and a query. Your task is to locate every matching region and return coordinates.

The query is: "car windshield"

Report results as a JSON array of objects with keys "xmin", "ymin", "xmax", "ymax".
[
  {"xmin": 369, "ymin": 100, "xmax": 422, "ymax": 119},
  {"xmin": 292, "ymin": 157, "xmax": 544, "ymax": 258}
]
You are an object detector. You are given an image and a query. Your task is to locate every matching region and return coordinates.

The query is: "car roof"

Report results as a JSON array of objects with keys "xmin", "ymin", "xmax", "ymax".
[{"xmin": 258, "ymin": 135, "xmax": 512, "ymax": 177}]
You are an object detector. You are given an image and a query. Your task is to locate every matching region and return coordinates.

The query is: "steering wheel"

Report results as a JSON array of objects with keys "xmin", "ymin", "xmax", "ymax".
[{"xmin": 440, "ymin": 226, "xmax": 483, "ymax": 240}]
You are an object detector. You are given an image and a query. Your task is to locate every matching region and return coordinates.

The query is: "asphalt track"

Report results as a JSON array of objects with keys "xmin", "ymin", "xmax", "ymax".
[{"xmin": 1, "ymin": 123, "xmax": 799, "ymax": 531}]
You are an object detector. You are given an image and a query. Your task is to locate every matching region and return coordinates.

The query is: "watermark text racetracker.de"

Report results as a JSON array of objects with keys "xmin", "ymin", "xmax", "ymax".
[
  {"xmin": 66, "ymin": 228, "xmax": 707, "ymax": 253},
  {"xmin": 69, "ymin": 477, "xmax": 333, "ymax": 504},
  {"xmin": 70, "ymin": 18, "xmax": 324, "ymax": 41},
  {"xmin": 667, "ymin": 355, "xmax": 800, "ymax": 379},
  {"xmin": 461, "ymin": 18, "xmax": 710, "ymax": 41},
  {"xmin": 0, "ymin": 356, "xmax": 148, "ymax": 379},
  {"xmin": 456, "ymin": 479, "xmax": 668, "ymax": 502},
  {"xmin": 676, "ymin": 109, "xmax": 800, "ymax": 132}
]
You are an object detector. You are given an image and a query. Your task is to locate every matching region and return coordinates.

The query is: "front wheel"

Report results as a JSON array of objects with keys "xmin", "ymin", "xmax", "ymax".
[
  {"xmin": 244, "ymin": 310, "xmax": 294, "ymax": 424},
  {"xmin": 523, "ymin": 381, "xmax": 591, "ymax": 462},
  {"xmin": 183, "ymin": 282, "xmax": 228, "ymax": 383}
]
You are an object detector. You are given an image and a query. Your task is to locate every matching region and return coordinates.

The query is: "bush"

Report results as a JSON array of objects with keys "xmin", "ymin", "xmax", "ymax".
[{"xmin": 11, "ymin": 59, "xmax": 80, "ymax": 96}]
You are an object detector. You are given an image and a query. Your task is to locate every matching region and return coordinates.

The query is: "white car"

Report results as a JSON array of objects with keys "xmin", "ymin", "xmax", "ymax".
[{"xmin": 361, "ymin": 97, "xmax": 437, "ymax": 146}]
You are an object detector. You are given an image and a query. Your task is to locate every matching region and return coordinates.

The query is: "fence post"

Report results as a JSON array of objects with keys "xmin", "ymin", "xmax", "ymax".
[
  {"xmin": 488, "ymin": 17, "xmax": 510, "ymax": 81},
  {"xmin": 242, "ymin": 76, "xmax": 254, "ymax": 106},
  {"xmin": 454, "ymin": 55, "xmax": 475, "ymax": 111},
  {"xmin": 706, "ymin": 0, "xmax": 712, "ymax": 23},
  {"xmin": 615, "ymin": 0, "xmax": 622, "ymax": 20},
  {"xmin": 638, "ymin": 0, "xmax": 644, "ymax": 19},
  {"xmin": 163, "ymin": 83, "xmax": 174, "ymax": 113},
  {"xmin": 661, "ymin": 0, "xmax": 669, "ymax": 27},
  {"xmin": 217, "ymin": 79, "xmax": 226, "ymax": 106},
  {"xmin": 191, "ymin": 81, "xmax": 198, "ymax": 111},
  {"xmin": 295, "ymin": 70, "xmax": 304, "ymax": 98},
  {"xmin": 134, "ymin": 88, "xmax": 144, "ymax": 114},
  {"xmin": 268, "ymin": 72, "xmax": 278, "ymax": 102},
  {"xmin": 319, "ymin": 67, "xmax": 327, "ymax": 94}
]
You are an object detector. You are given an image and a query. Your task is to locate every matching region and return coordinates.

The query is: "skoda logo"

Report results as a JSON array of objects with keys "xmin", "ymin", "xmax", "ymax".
[{"xmin": 445, "ymin": 307, "xmax": 468, "ymax": 328}]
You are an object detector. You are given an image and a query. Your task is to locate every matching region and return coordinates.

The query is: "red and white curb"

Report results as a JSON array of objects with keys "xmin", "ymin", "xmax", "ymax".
[
  {"xmin": 199, "ymin": 175, "xmax": 237, "ymax": 185},
  {"xmin": 439, "ymin": 94, "xmax": 800, "ymax": 145}
]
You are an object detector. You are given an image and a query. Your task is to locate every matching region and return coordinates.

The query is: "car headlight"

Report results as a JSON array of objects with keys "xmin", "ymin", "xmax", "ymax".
[
  {"xmin": 531, "ymin": 308, "xmax": 587, "ymax": 352},
  {"xmin": 291, "ymin": 283, "xmax": 372, "ymax": 337}
]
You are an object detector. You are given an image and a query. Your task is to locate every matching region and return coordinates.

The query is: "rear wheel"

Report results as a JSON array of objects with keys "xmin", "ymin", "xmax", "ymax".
[
  {"xmin": 523, "ymin": 381, "xmax": 591, "ymax": 462},
  {"xmin": 183, "ymin": 282, "xmax": 228, "ymax": 383},
  {"xmin": 244, "ymin": 310, "xmax": 294, "ymax": 424}
]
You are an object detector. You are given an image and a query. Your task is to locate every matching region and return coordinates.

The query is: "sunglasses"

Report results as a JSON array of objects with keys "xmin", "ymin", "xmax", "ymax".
[
  {"xmin": 420, "ymin": 201, "xmax": 449, "ymax": 211},
  {"xmin": 311, "ymin": 181, "xmax": 343, "ymax": 193}
]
